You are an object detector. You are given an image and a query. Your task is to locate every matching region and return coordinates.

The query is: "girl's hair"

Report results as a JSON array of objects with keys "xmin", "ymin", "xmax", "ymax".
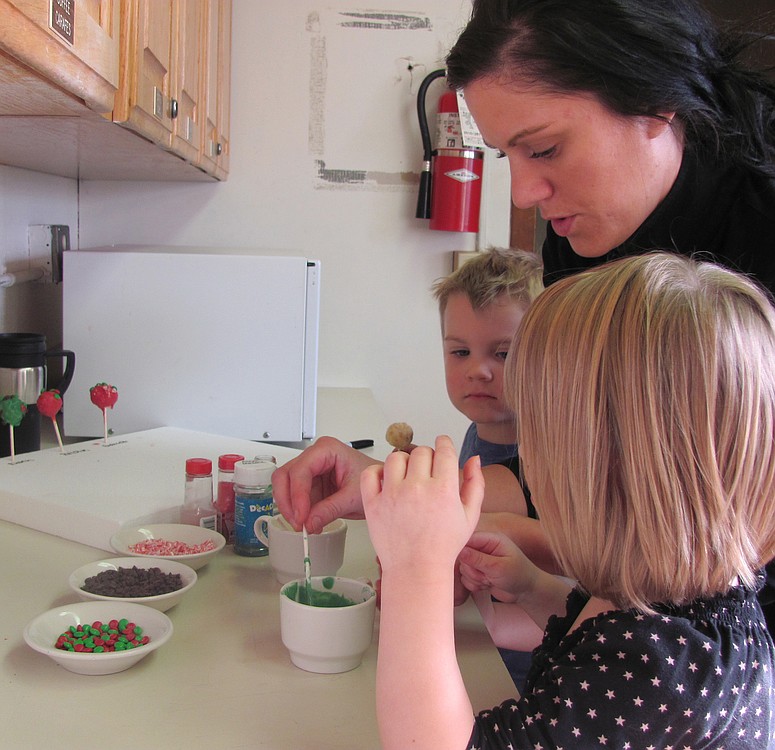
[
  {"xmin": 507, "ymin": 253, "xmax": 775, "ymax": 612},
  {"xmin": 446, "ymin": 0, "xmax": 775, "ymax": 178},
  {"xmin": 432, "ymin": 247, "xmax": 543, "ymax": 317}
]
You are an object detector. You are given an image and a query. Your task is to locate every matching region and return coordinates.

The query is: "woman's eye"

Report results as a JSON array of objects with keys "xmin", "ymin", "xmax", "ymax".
[
  {"xmin": 495, "ymin": 351, "xmax": 509, "ymax": 361},
  {"xmin": 529, "ymin": 146, "xmax": 556, "ymax": 159}
]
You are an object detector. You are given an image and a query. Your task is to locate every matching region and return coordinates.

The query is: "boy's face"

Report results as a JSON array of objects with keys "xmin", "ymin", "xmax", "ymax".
[{"xmin": 441, "ymin": 292, "xmax": 526, "ymax": 443}]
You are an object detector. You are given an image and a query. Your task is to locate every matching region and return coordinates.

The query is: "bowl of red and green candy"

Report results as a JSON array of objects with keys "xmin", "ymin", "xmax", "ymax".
[{"xmin": 23, "ymin": 600, "xmax": 173, "ymax": 675}]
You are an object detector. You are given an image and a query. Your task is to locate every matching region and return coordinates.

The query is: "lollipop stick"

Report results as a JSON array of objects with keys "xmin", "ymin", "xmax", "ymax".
[
  {"xmin": 8, "ymin": 424, "xmax": 14, "ymax": 464},
  {"xmin": 302, "ymin": 524, "xmax": 312, "ymax": 603},
  {"xmin": 102, "ymin": 409, "xmax": 108, "ymax": 445},
  {"xmin": 52, "ymin": 418, "xmax": 64, "ymax": 453}
]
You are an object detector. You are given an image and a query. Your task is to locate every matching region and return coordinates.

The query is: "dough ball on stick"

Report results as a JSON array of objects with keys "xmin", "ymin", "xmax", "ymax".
[{"xmin": 386, "ymin": 422, "xmax": 414, "ymax": 452}]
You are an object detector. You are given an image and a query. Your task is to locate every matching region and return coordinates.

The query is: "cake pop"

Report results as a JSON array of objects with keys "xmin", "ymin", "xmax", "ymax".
[
  {"xmin": 37, "ymin": 389, "xmax": 64, "ymax": 453},
  {"xmin": 89, "ymin": 382, "xmax": 118, "ymax": 444},
  {"xmin": 0, "ymin": 394, "xmax": 27, "ymax": 462}
]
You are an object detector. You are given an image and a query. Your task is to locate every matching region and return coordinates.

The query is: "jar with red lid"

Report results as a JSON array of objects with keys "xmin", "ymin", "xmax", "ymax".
[
  {"xmin": 214, "ymin": 453, "xmax": 245, "ymax": 543},
  {"xmin": 180, "ymin": 457, "xmax": 216, "ymax": 530}
]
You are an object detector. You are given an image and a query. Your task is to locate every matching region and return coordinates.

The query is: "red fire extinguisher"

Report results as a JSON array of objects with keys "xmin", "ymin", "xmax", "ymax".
[{"xmin": 416, "ymin": 69, "xmax": 484, "ymax": 233}]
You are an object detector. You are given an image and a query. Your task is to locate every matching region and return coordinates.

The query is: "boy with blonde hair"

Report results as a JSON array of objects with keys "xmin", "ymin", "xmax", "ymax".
[{"xmin": 432, "ymin": 247, "xmax": 542, "ymax": 483}]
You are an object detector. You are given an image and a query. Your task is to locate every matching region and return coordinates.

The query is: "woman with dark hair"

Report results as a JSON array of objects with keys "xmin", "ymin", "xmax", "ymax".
[{"xmin": 446, "ymin": 0, "xmax": 775, "ymax": 288}]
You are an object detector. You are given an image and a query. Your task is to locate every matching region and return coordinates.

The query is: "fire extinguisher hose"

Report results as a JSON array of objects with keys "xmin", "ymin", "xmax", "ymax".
[{"xmin": 416, "ymin": 68, "xmax": 446, "ymax": 220}]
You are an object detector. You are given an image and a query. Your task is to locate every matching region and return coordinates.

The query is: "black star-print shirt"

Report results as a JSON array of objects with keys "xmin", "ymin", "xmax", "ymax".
[{"xmin": 469, "ymin": 581, "xmax": 775, "ymax": 749}]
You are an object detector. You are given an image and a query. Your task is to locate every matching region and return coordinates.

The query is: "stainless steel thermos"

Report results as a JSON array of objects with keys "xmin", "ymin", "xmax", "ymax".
[{"xmin": 0, "ymin": 333, "xmax": 75, "ymax": 457}]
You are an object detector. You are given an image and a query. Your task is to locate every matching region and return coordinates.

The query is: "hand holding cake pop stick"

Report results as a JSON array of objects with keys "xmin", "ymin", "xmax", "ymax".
[
  {"xmin": 385, "ymin": 422, "xmax": 415, "ymax": 453},
  {"xmin": 0, "ymin": 394, "xmax": 27, "ymax": 463},
  {"xmin": 37, "ymin": 389, "xmax": 64, "ymax": 453},
  {"xmin": 89, "ymin": 382, "xmax": 118, "ymax": 445}
]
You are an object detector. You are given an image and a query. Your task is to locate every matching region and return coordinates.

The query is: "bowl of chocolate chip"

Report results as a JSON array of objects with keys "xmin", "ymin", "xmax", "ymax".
[{"xmin": 69, "ymin": 557, "xmax": 197, "ymax": 612}]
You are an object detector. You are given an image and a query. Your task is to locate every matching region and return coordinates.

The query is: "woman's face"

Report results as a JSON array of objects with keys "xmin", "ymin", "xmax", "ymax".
[{"xmin": 463, "ymin": 76, "xmax": 683, "ymax": 257}]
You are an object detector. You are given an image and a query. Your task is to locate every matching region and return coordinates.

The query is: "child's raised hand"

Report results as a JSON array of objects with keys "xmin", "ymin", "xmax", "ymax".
[
  {"xmin": 361, "ymin": 435, "xmax": 484, "ymax": 573},
  {"xmin": 458, "ymin": 530, "xmax": 541, "ymax": 603}
]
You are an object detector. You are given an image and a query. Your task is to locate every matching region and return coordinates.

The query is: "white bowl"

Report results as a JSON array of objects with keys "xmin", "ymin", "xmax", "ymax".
[
  {"xmin": 110, "ymin": 523, "xmax": 225, "ymax": 571},
  {"xmin": 69, "ymin": 557, "xmax": 197, "ymax": 612},
  {"xmin": 23, "ymin": 601, "xmax": 173, "ymax": 676}
]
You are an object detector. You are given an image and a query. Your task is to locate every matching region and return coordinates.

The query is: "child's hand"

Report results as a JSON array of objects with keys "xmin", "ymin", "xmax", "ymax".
[
  {"xmin": 361, "ymin": 435, "xmax": 484, "ymax": 574},
  {"xmin": 458, "ymin": 530, "xmax": 541, "ymax": 603}
]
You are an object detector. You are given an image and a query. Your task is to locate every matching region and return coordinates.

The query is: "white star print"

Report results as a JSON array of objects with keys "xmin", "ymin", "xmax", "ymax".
[{"xmin": 469, "ymin": 588, "xmax": 773, "ymax": 749}]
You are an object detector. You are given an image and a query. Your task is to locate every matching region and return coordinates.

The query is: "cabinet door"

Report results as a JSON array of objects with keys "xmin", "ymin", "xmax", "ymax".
[
  {"xmin": 114, "ymin": 0, "xmax": 175, "ymax": 148},
  {"xmin": 170, "ymin": 0, "xmax": 204, "ymax": 162},
  {"xmin": 199, "ymin": 0, "xmax": 230, "ymax": 178},
  {"xmin": 0, "ymin": 0, "xmax": 119, "ymax": 112}
]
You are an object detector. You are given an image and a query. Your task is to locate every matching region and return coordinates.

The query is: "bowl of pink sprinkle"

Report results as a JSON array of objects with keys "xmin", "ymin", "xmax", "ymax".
[{"xmin": 110, "ymin": 523, "xmax": 226, "ymax": 571}]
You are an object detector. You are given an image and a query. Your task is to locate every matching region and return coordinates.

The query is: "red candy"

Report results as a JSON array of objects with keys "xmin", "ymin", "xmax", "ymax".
[
  {"xmin": 89, "ymin": 382, "xmax": 118, "ymax": 411},
  {"xmin": 36, "ymin": 389, "xmax": 63, "ymax": 419}
]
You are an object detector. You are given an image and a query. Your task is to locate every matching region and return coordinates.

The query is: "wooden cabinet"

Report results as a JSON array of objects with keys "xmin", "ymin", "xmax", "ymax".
[
  {"xmin": 113, "ymin": 0, "xmax": 175, "ymax": 146},
  {"xmin": 199, "ymin": 0, "xmax": 230, "ymax": 178},
  {"xmin": 0, "ymin": 0, "xmax": 120, "ymax": 113},
  {"xmin": 0, "ymin": 0, "xmax": 231, "ymax": 181},
  {"xmin": 114, "ymin": 0, "xmax": 208, "ymax": 164}
]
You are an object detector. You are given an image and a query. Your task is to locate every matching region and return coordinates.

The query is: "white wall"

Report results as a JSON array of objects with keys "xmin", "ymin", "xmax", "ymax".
[
  {"xmin": 2, "ymin": 1, "xmax": 513, "ymax": 447},
  {"xmin": 0, "ymin": 167, "xmax": 77, "ymax": 347}
]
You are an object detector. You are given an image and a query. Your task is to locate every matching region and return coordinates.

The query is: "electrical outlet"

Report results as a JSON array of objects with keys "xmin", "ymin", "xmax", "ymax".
[{"xmin": 28, "ymin": 224, "xmax": 69, "ymax": 284}]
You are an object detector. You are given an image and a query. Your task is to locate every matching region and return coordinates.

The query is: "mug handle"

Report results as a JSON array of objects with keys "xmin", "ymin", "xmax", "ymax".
[
  {"xmin": 255, "ymin": 516, "xmax": 272, "ymax": 546},
  {"xmin": 46, "ymin": 349, "xmax": 76, "ymax": 395}
]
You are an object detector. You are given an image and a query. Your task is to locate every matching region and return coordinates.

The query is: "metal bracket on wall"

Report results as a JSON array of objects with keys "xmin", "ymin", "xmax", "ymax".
[{"xmin": 28, "ymin": 224, "xmax": 69, "ymax": 284}]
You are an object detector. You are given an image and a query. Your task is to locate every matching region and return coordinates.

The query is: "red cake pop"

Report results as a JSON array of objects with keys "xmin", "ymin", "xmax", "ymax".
[
  {"xmin": 37, "ymin": 389, "xmax": 64, "ymax": 452},
  {"xmin": 90, "ymin": 383, "xmax": 118, "ymax": 444}
]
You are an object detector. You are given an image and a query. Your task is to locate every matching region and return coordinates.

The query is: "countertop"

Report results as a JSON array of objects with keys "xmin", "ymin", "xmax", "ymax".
[{"xmin": 1, "ymin": 512, "xmax": 516, "ymax": 749}]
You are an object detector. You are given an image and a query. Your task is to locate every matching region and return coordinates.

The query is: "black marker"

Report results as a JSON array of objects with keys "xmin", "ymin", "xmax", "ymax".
[{"xmin": 347, "ymin": 439, "xmax": 374, "ymax": 450}]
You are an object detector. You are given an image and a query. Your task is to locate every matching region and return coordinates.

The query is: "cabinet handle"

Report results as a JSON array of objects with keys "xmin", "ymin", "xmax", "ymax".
[
  {"xmin": 216, "ymin": 142, "xmax": 223, "ymax": 156},
  {"xmin": 170, "ymin": 99, "xmax": 179, "ymax": 119}
]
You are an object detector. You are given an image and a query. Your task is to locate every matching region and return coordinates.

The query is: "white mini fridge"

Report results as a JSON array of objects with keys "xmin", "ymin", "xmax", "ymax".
[{"xmin": 62, "ymin": 246, "xmax": 320, "ymax": 442}]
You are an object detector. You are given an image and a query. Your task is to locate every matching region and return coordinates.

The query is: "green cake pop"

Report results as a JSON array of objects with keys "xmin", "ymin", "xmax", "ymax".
[
  {"xmin": 1, "ymin": 394, "xmax": 27, "ymax": 463},
  {"xmin": 0, "ymin": 395, "xmax": 26, "ymax": 427}
]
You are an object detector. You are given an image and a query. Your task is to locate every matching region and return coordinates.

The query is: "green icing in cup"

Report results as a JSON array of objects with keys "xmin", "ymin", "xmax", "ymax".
[{"xmin": 285, "ymin": 581, "xmax": 357, "ymax": 607}]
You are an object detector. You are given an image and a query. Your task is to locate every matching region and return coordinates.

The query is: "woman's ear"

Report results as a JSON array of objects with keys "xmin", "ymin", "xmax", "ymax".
[{"xmin": 646, "ymin": 112, "xmax": 678, "ymax": 140}]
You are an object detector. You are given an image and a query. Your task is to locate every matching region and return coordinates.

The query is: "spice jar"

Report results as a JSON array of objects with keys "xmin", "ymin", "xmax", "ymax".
[
  {"xmin": 215, "ymin": 453, "xmax": 245, "ymax": 543},
  {"xmin": 180, "ymin": 457, "xmax": 216, "ymax": 530},
  {"xmin": 233, "ymin": 457, "xmax": 276, "ymax": 557}
]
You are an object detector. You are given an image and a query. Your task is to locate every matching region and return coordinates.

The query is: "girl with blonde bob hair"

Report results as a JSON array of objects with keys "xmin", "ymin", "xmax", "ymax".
[
  {"xmin": 361, "ymin": 253, "xmax": 775, "ymax": 749},
  {"xmin": 510, "ymin": 252, "xmax": 775, "ymax": 613}
]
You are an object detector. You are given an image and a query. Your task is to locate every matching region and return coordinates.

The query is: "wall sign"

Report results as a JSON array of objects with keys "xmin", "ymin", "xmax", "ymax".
[{"xmin": 50, "ymin": 0, "xmax": 75, "ymax": 45}]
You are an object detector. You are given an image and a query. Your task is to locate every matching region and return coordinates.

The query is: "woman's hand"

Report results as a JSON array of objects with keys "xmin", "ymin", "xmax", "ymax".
[{"xmin": 273, "ymin": 436, "xmax": 381, "ymax": 532}]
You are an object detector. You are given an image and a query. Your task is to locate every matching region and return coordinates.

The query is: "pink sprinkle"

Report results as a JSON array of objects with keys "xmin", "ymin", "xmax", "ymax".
[{"xmin": 128, "ymin": 538, "xmax": 216, "ymax": 556}]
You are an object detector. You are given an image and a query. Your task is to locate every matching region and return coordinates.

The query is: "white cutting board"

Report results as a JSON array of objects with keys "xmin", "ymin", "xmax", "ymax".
[{"xmin": 0, "ymin": 427, "xmax": 300, "ymax": 551}]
